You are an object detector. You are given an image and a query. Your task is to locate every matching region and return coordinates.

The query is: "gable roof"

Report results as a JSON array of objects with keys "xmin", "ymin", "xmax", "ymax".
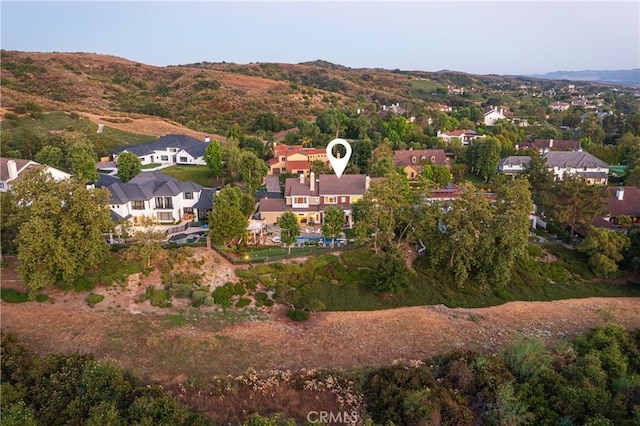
[
  {"xmin": 603, "ymin": 187, "xmax": 640, "ymax": 217},
  {"xmin": 393, "ymin": 149, "xmax": 448, "ymax": 167},
  {"xmin": 499, "ymin": 156, "xmax": 532, "ymax": 167},
  {"xmin": 107, "ymin": 171, "xmax": 202, "ymax": 204},
  {"xmin": 533, "ymin": 139, "xmax": 581, "ymax": 151},
  {"xmin": 0, "ymin": 157, "xmax": 38, "ymax": 181},
  {"xmin": 115, "ymin": 134, "xmax": 208, "ymax": 158},
  {"xmin": 318, "ymin": 174, "xmax": 368, "ymax": 195},
  {"xmin": 543, "ymin": 151, "xmax": 608, "ymax": 169}
]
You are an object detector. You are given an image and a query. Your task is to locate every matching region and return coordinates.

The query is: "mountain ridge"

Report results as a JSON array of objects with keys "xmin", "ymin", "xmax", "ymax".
[{"xmin": 525, "ymin": 69, "xmax": 640, "ymax": 86}]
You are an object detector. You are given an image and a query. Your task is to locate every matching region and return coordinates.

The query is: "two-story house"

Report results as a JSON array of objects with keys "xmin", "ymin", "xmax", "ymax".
[
  {"xmin": 0, "ymin": 157, "xmax": 71, "ymax": 192},
  {"xmin": 393, "ymin": 149, "xmax": 449, "ymax": 180},
  {"xmin": 258, "ymin": 172, "xmax": 370, "ymax": 227},
  {"xmin": 498, "ymin": 156, "xmax": 532, "ymax": 176},
  {"xmin": 437, "ymin": 130, "xmax": 486, "ymax": 146},
  {"xmin": 104, "ymin": 171, "xmax": 204, "ymax": 224},
  {"xmin": 544, "ymin": 151, "xmax": 609, "ymax": 185},
  {"xmin": 532, "ymin": 139, "xmax": 581, "ymax": 153},
  {"xmin": 267, "ymin": 144, "xmax": 328, "ymax": 176},
  {"xmin": 113, "ymin": 134, "xmax": 209, "ymax": 166},
  {"xmin": 483, "ymin": 106, "xmax": 506, "ymax": 126}
]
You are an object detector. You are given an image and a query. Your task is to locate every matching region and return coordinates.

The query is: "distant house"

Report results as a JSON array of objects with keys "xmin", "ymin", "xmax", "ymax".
[
  {"xmin": 593, "ymin": 186, "xmax": 640, "ymax": 229},
  {"xmin": 0, "ymin": 157, "xmax": 71, "ymax": 192},
  {"xmin": 532, "ymin": 139, "xmax": 581, "ymax": 153},
  {"xmin": 393, "ymin": 149, "xmax": 449, "ymax": 180},
  {"xmin": 437, "ymin": 129, "xmax": 486, "ymax": 146},
  {"xmin": 483, "ymin": 106, "xmax": 506, "ymax": 126},
  {"xmin": 549, "ymin": 101, "xmax": 570, "ymax": 112},
  {"xmin": 498, "ymin": 156, "xmax": 532, "ymax": 176},
  {"xmin": 543, "ymin": 151, "xmax": 609, "ymax": 185},
  {"xmin": 113, "ymin": 134, "xmax": 209, "ymax": 166},
  {"xmin": 101, "ymin": 171, "xmax": 207, "ymax": 224},
  {"xmin": 258, "ymin": 172, "xmax": 371, "ymax": 227},
  {"xmin": 267, "ymin": 144, "xmax": 328, "ymax": 176}
]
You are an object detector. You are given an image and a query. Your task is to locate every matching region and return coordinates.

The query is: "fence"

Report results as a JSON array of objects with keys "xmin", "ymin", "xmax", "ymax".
[{"xmin": 163, "ymin": 222, "xmax": 190, "ymax": 236}]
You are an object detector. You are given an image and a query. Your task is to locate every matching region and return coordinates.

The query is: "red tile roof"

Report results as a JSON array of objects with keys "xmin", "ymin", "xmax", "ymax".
[{"xmin": 286, "ymin": 160, "xmax": 310, "ymax": 171}]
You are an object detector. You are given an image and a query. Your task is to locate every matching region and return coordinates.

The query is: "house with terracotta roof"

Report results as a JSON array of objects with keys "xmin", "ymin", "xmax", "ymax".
[
  {"xmin": 532, "ymin": 139, "xmax": 581, "ymax": 153},
  {"xmin": 437, "ymin": 129, "xmax": 486, "ymax": 146},
  {"xmin": 267, "ymin": 144, "xmax": 329, "ymax": 176},
  {"xmin": 0, "ymin": 157, "xmax": 71, "ymax": 192},
  {"xmin": 393, "ymin": 149, "xmax": 449, "ymax": 180},
  {"xmin": 258, "ymin": 172, "xmax": 370, "ymax": 227},
  {"xmin": 593, "ymin": 186, "xmax": 640, "ymax": 229}
]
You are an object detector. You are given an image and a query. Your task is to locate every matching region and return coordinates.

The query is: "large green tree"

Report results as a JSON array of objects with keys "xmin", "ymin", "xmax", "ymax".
[
  {"xmin": 10, "ymin": 170, "xmax": 112, "ymax": 297},
  {"xmin": 208, "ymin": 185, "xmax": 249, "ymax": 248},
  {"xmin": 322, "ymin": 206, "xmax": 344, "ymax": 248},
  {"xmin": 68, "ymin": 138, "xmax": 99, "ymax": 182},
  {"xmin": 523, "ymin": 153, "xmax": 555, "ymax": 215},
  {"xmin": 422, "ymin": 164, "xmax": 451, "ymax": 188},
  {"xmin": 552, "ymin": 175, "xmax": 604, "ymax": 239},
  {"xmin": 35, "ymin": 145, "xmax": 64, "ymax": 169},
  {"xmin": 125, "ymin": 216, "xmax": 165, "ymax": 269},
  {"xmin": 277, "ymin": 211, "xmax": 300, "ymax": 254},
  {"xmin": 116, "ymin": 151, "xmax": 141, "ymax": 182},
  {"xmin": 238, "ymin": 150, "xmax": 268, "ymax": 194},
  {"xmin": 203, "ymin": 139, "xmax": 223, "ymax": 178},
  {"xmin": 578, "ymin": 227, "xmax": 630, "ymax": 277}
]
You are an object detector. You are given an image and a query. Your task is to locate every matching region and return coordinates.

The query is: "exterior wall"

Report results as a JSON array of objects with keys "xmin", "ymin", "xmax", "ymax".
[
  {"xmin": 484, "ymin": 112, "xmax": 505, "ymax": 126},
  {"xmin": 551, "ymin": 166, "xmax": 609, "ymax": 184},
  {"xmin": 111, "ymin": 190, "xmax": 202, "ymax": 224}
]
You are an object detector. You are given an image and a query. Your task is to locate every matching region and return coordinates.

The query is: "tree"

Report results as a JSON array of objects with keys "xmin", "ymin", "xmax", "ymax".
[
  {"xmin": 240, "ymin": 136, "xmax": 266, "ymax": 159},
  {"xmin": 277, "ymin": 211, "xmax": 300, "ymax": 254},
  {"xmin": 322, "ymin": 206, "xmax": 344, "ymax": 248},
  {"xmin": 10, "ymin": 170, "xmax": 112, "ymax": 297},
  {"xmin": 578, "ymin": 227, "xmax": 630, "ymax": 277},
  {"xmin": 35, "ymin": 146, "xmax": 64, "ymax": 169},
  {"xmin": 579, "ymin": 113, "xmax": 605, "ymax": 144},
  {"xmin": 116, "ymin": 151, "xmax": 141, "ymax": 182},
  {"xmin": 203, "ymin": 139, "xmax": 223, "ymax": 178},
  {"xmin": 624, "ymin": 225, "xmax": 640, "ymax": 274},
  {"xmin": 373, "ymin": 247, "xmax": 411, "ymax": 294},
  {"xmin": 472, "ymin": 137, "xmax": 501, "ymax": 182},
  {"xmin": 68, "ymin": 138, "xmax": 98, "ymax": 182},
  {"xmin": 310, "ymin": 160, "xmax": 332, "ymax": 175},
  {"xmin": 552, "ymin": 176, "xmax": 604, "ymax": 239},
  {"xmin": 422, "ymin": 164, "xmax": 451, "ymax": 188},
  {"xmin": 238, "ymin": 150, "xmax": 268, "ymax": 194},
  {"xmin": 125, "ymin": 216, "xmax": 165, "ymax": 269},
  {"xmin": 208, "ymin": 185, "xmax": 249, "ymax": 248},
  {"xmin": 523, "ymin": 153, "xmax": 555, "ymax": 215}
]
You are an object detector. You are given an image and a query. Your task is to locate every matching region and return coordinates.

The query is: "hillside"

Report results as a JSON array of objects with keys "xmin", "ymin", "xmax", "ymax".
[
  {"xmin": 528, "ymin": 69, "xmax": 640, "ymax": 86},
  {"xmin": 1, "ymin": 50, "xmax": 636, "ymax": 140}
]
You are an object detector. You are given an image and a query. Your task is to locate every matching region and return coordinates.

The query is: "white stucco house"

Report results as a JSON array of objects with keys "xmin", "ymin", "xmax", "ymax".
[
  {"xmin": 100, "ymin": 171, "xmax": 212, "ymax": 224},
  {"xmin": 544, "ymin": 151, "xmax": 609, "ymax": 185},
  {"xmin": 113, "ymin": 134, "xmax": 210, "ymax": 166},
  {"xmin": 0, "ymin": 157, "xmax": 71, "ymax": 192},
  {"xmin": 483, "ymin": 106, "xmax": 506, "ymax": 126},
  {"xmin": 498, "ymin": 156, "xmax": 532, "ymax": 176}
]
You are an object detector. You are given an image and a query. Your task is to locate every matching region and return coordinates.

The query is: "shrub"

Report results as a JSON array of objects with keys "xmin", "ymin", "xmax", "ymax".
[
  {"xmin": 4, "ymin": 112, "xmax": 18, "ymax": 120},
  {"xmin": 35, "ymin": 294, "xmax": 49, "ymax": 303},
  {"xmin": 85, "ymin": 293, "xmax": 105, "ymax": 307},
  {"xmin": 203, "ymin": 296, "xmax": 215, "ymax": 307},
  {"xmin": 0, "ymin": 289, "xmax": 30, "ymax": 303},
  {"xmin": 233, "ymin": 282, "xmax": 246, "ymax": 296},
  {"xmin": 142, "ymin": 286, "xmax": 172, "ymax": 308},
  {"xmin": 263, "ymin": 299, "xmax": 275, "ymax": 307},
  {"xmin": 527, "ymin": 244, "xmax": 544, "ymax": 258},
  {"xmin": 255, "ymin": 292, "xmax": 268, "ymax": 302},
  {"xmin": 236, "ymin": 298, "xmax": 251, "ymax": 308},
  {"xmin": 245, "ymin": 279, "xmax": 258, "ymax": 291},
  {"xmin": 503, "ymin": 336, "xmax": 551, "ymax": 382},
  {"xmin": 212, "ymin": 286, "xmax": 232, "ymax": 308},
  {"xmin": 74, "ymin": 276, "xmax": 95, "ymax": 292},
  {"xmin": 286, "ymin": 309, "xmax": 309, "ymax": 322},
  {"xmin": 191, "ymin": 290, "xmax": 208, "ymax": 307}
]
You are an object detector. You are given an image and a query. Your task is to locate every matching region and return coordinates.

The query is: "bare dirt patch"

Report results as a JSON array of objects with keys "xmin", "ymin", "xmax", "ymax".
[{"xmin": 2, "ymin": 250, "xmax": 640, "ymax": 383}]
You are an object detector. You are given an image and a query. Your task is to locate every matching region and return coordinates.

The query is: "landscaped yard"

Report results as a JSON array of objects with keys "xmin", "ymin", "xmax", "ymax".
[
  {"xmin": 161, "ymin": 165, "xmax": 217, "ymax": 187},
  {"xmin": 141, "ymin": 162, "xmax": 161, "ymax": 169}
]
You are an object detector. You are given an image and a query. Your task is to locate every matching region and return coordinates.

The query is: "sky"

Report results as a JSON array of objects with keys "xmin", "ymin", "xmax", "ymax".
[{"xmin": 1, "ymin": 1, "xmax": 639, "ymax": 75}]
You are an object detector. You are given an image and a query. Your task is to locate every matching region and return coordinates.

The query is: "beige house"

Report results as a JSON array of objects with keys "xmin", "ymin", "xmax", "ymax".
[
  {"xmin": 267, "ymin": 144, "xmax": 328, "ymax": 176},
  {"xmin": 393, "ymin": 149, "xmax": 449, "ymax": 180},
  {"xmin": 258, "ymin": 172, "xmax": 371, "ymax": 227}
]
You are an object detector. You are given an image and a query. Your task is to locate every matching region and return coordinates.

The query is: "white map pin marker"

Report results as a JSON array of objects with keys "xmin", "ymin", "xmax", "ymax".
[{"xmin": 326, "ymin": 138, "xmax": 352, "ymax": 179}]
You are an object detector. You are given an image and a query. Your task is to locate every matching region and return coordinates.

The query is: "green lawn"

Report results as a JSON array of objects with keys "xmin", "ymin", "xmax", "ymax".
[
  {"xmin": 141, "ymin": 163, "xmax": 161, "ymax": 169},
  {"xmin": 463, "ymin": 172, "xmax": 492, "ymax": 189},
  {"xmin": 160, "ymin": 165, "xmax": 216, "ymax": 187}
]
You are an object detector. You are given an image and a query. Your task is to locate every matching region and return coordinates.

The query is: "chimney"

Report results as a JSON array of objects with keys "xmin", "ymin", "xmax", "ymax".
[
  {"xmin": 299, "ymin": 173, "xmax": 304, "ymax": 184},
  {"xmin": 549, "ymin": 139, "xmax": 554, "ymax": 148},
  {"xmin": 7, "ymin": 160, "xmax": 18, "ymax": 180},
  {"xmin": 616, "ymin": 187, "xmax": 624, "ymax": 201},
  {"xmin": 309, "ymin": 172, "xmax": 315, "ymax": 192},
  {"xmin": 365, "ymin": 175, "xmax": 371, "ymax": 191},
  {"xmin": 204, "ymin": 135, "xmax": 211, "ymax": 143}
]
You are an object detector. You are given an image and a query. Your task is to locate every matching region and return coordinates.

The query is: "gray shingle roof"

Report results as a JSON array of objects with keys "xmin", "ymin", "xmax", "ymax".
[
  {"xmin": 543, "ymin": 151, "xmax": 608, "ymax": 169},
  {"xmin": 192, "ymin": 188, "xmax": 214, "ymax": 209},
  {"xmin": 107, "ymin": 171, "xmax": 202, "ymax": 204},
  {"xmin": 114, "ymin": 134, "xmax": 208, "ymax": 158},
  {"xmin": 499, "ymin": 156, "xmax": 532, "ymax": 167}
]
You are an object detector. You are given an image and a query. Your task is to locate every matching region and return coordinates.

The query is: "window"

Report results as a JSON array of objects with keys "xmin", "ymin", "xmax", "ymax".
[
  {"xmin": 160, "ymin": 155, "xmax": 169, "ymax": 161},
  {"xmin": 431, "ymin": 156, "xmax": 436, "ymax": 163},
  {"xmin": 183, "ymin": 192, "xmax": 193, "ymax": 200},
  {"xmin": 155, "ymin": 197, "xmax": 173, "ymax": 209},
  {"xmin": 411, "ymin": 156, "xmax": 417, "ymax": 164},
  {"xmin": 294, "ymin": 197, "xmax": 307, "ymax": 204},
  {"xmin": 0, "ymin": 182, "xmax": 5, "ymax": 189},
  {"xmin": 179, "ymin": 157, "xmax": 188, "ymax": 163},
  {"xmin": 156, "ymin": 212, "xmax": 173, "ymax": 221},
  {"xmin": 183, "ymin": 207, "xmax": 193, "ymax": 215},
  {"xmin": 324, "ymin": 196, "xmax": 337, "ymax": 204},
  {"xmin": 341, "ymin": 197, "xmax": 346, "ymax": 203},
  {"xmin": 169, "ymin": 148, "xmax": 177, "ymax": 152},
  {"xmin": 132, "ymin": 200, "xmax": 145, "ymax": 210}
]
